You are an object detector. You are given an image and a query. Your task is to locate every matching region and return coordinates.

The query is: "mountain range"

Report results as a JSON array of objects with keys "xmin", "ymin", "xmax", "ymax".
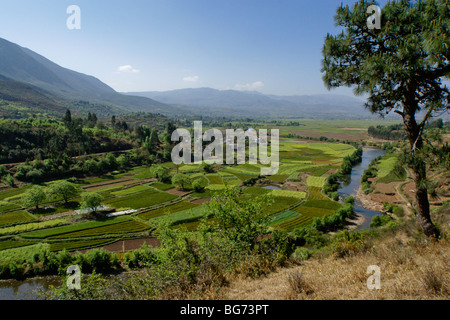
[
  {"xmin": 126, "ymin": 88, "xmax": 378, "ymax": 119},
  {"xmin": 0, "ymin": 36, "xmax": 385, "ymax": 120},
  {"xmin": 0, "ymin": 37, "xmax": 178, "ymax": 118}
]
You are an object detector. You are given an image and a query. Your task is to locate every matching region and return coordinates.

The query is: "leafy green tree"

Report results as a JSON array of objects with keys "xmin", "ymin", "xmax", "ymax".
[
  {"xmin": 150, "ymin": 164, "xmax": 171, "ymax": 183},
  {"xmin": 3, "ymin": 174, "xmax": 15, "ymax": 187},
  {"xmin": 80, "ymin": 192, "xmax": 104, "ymax": 214},
  {"xmin": 22, "ymin": 185, "xmax": 47, "ymax": 210},
  {"xmin": 192, "ymin": 177, "xmax": 208, "ymax": 192},
  {"xmin": 47, "ymin": 180, "xmax": 79, "ymax": 205},
  {"xmin": 172, "ymin": 174, "xmax": 191, "ymax": 191},
  {"xmin": 207, "ymin": 187, "xmax": 272, "ymax": 250},
  {"xmin": 321, "ymin": 0, "xmax": 449, "ymax": 238},
  {"xmin": 202, "ymin": 162, "xmax": 214, "ymax": 173}
]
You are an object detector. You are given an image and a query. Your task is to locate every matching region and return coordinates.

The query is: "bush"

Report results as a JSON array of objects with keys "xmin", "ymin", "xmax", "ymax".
[
  {"xmin": 370, "ymin": 214, "xmax": 396, "ymax": 228},
  {"xmin": 330, "ymin": 192, "xmax": 339, "ymax": 201},
  {"xmin": 292, "ymin": 247, "xmax": 312, "ymax": 261},
  {"xmin": 331, "ymin": 230, "xmax": 366, "ymax": 258},
  {"xmin": 344, "ymin": 196, "xmax": 355, "ymax": 206},
  {"xmin": 192, "ymin": 177, "xmax": 208, "ymax": 192},
  {"xmin": 294, "ymin": 227, "xmax": 330, "ymax": 248},
  {"xmin": 82, "ymin": 249, "xmax": 117, "ymax": 273},
  {"xmin": 124, "ymin": 244, "xmax": 159, "ymax": 268},
  {"xmin": 392, "ymin": 206, "xmax": 404, "ymax": 217},
  {"xmin": 3, "ymin": 174, "xmax": 15, "ymax": 187}
]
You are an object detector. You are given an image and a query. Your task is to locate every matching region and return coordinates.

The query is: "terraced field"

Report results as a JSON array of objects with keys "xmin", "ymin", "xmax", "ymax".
[
  {"xmin": 0, "ymin": 140, "xmax": 355, "ymax": 254},
  {"xmin": 21, "ymin": 216, "xmax": 139, "ymax": 240},
  {"xmin": 0, "ymin": 210, "xmax": 36, "ymax": 227},
  {"xmin": 104, "ymin": 189, "xmax": 178, "ymax": 209},
  {"xmin": 137, "ymin": 201, "xmax": 200, "ymax": 221}
]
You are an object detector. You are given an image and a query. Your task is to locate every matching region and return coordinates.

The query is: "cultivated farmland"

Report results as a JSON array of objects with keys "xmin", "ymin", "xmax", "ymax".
[{"xmin": 0, "ymin": 139, "xmax": 354, "ymax": 255}]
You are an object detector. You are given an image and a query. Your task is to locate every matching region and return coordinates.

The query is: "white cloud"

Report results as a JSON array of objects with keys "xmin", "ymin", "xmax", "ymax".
[
  {"xmin": 183, "ymin": 75, "xmax": 200, "ymax": 82},
  {"xmin": 117, "ymin": 65, "xmax": 140, "ymax": 73},
  {"xmin": 235, "ymin": 81, "xmax": 264, "ymax": 91}
]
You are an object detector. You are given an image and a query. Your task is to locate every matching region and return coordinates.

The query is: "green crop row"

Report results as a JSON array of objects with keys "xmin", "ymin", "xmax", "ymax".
[
  {"xmin": 0, "ymin": 240, "xmax": 36, "ymax": 251},
  {"xmin": 138, "ymin": 201, "xmax": 200, "ymax": 221},
  {"xmin": 48, "ymin": 220, "xmax": 151, "ymax": 239},
  {"xmin": 276, "ymin": 214, "xmax": 315, "ymax": 231},
  {"xmin": 302, "ymin": 200, "xmax": 342, "ymax": 210},
  {"xmin": 164, "ymin": 205, "xmax": 207, "ymax": 225},
  {"xmin": 263, "ymin": 196, "xmax": 301, "ymax": 215},
  {"xmin": 0, "ymin": 218, "xmax": 69, "ymax": 236},
  {"xmin": 269, "ymin": 210, "xmax": 301, "ymax": 226},
  {"xmin": 150, "ymin": 182, "xmax": 175, "ymax": 191},
  {"xmin": 306, "ymin": 176, "xmax": 327, "ymax": 188},
  {"xmin": 0, "ymin": 243, "xmax": 50, "ymax": 264},
  {"xmin": 21, "ymin": 216, "xmax": 133, "ymax": 239},
  {"xmin": 0, "ymin": 210, "xmax": 36, "ymax": 227},
  {"xmin": 206, "ymin": 174, "xmax": 223, "ymax": 185},
  {"xmin": 294, "ymin": 206, "xmax": 336, "ymax": 217},
  {"xmin": 111, "ymin": 185, "xmax": 154, "ymax": 196},
  {"xmin": 0, "ymin": 203, "xmax": 21, "ymax": 212},
  {"xmin": 49, "ymin": 238, "xmax": 119, "ymax": 252},
  {"xmin": 307, "ymin": 187, "xmax": 330, "ymax": 201},
  {"xmin": 104, "ymin": 189, "xmax": 178, "ymax": 209},
  {"xmin": 270, "ymin": 190, "xmax": 306, "ymax": 199}
]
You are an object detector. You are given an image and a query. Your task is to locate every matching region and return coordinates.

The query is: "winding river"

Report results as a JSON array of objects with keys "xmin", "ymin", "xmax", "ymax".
[{"xmin": 337, "ymin": 147, "xmax": 386, "ymax": 230}]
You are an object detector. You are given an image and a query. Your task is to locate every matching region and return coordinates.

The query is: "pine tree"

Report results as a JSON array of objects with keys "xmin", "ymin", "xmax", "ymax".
[
  {"xmin": 322, "ymin": 0, "xmax": 449, "ymax": 238},
  {"xmin": 63, "ymin": 109, "xmax": 72, "ymax": 126}
]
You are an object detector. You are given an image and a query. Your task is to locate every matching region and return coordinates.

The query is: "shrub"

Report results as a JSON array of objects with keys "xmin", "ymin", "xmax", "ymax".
[
  {"xmin": 124, "ymin": 244, "xmax": 159, "ymax": 268},
  {"xmin": 294, "ymin": 227, "xmax": 330, "ymax": 248},
  {"xmin": 82, "ymin": 249, "xmax": 117, "ymax": 273},
  {"xmin": 370, "ymin": 214, "xmax": 396, "ymax": 228},
  {"xmin": 291, "ymin": 247, "xmax": 312, "ymax": 261},
  {"xmin": 287, "ymin": 270, "xmax": 314, "ymax": 296},
  {"xmin": 330, "ymin": 192, "xmax": 339, "ymax": 201},
  {"xmin": 192, "ymin": 177, "xmax": 208, "ymax": 192},
  {"xmin": 330, "ymin": 230, "xmax": 366, "ymax": 258}
]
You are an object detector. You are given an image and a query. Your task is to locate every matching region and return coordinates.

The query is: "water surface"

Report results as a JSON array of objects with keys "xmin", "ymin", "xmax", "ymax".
[{"xmin": 337, "ymin": 148, "xmax": 386, "ymax": 230}]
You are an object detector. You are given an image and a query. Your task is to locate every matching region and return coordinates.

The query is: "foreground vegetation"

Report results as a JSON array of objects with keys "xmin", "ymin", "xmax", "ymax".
[{"xmin": 43, "ymin": 198, "xmax": 449, "ymax": 300}]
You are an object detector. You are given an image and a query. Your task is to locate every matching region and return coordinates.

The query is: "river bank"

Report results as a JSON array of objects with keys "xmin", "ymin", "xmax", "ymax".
[{"xmin": 356, "ymin": 186, "xmax": 386, "ymax": 212}]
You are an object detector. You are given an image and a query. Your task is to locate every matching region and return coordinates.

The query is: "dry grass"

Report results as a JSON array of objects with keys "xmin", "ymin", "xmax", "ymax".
[{"xmin": 222, "ymin": 230, "xmax": 449, "ymax": 300}]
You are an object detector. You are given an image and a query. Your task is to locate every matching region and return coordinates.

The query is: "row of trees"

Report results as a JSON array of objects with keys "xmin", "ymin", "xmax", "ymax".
[
  {"xmin": 150, "ymin": 164, "xmax": 209, "ymax": 192},
  {"xmin": 368, "ymin": 124, "xmax": 407, "ymax": 141},
  {"xmin": 21, "ymin": 181, "xmax": 79, "ymax": 210},
  {"xmin": 21, "ymin": 180, "xmax": 103, "ymax": 214}
]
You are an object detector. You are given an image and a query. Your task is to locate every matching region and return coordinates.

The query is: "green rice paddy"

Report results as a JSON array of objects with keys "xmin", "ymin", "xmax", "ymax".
[{"xmin": 0, "ymin": 138, "xmax": 355, "ymax": 254}]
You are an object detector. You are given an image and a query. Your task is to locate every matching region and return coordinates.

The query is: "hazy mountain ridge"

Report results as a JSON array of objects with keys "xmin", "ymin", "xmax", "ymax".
[
  {"xmin": 0, "ymin": 37, "xmax": 179, "ymax": 117},
  {"xmin": 126, "ymin": 88, "xmax": 378, "ymax": 119}
]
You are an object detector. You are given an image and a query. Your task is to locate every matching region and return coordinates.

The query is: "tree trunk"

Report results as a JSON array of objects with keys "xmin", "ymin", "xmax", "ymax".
[{"xmin": 402, "ymin": 94, "xmax": 440, "ymax": 239}]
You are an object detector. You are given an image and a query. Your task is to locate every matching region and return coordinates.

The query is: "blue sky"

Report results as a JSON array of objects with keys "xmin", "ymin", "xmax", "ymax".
[{"xmin": 0, "ymin": 0, "xmax": 388, "ymax": 96}]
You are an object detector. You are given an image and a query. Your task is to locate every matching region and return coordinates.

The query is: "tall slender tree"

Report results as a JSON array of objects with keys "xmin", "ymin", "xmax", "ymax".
[{"xmin": 322, "ymin": 0, "xmax": 449, "ymax": 238}]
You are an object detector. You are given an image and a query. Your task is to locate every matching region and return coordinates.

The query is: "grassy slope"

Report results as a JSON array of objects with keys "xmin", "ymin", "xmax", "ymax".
[{"xmin": 223, "ymin": 205, "xmax": 450, "ymax": 300}]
